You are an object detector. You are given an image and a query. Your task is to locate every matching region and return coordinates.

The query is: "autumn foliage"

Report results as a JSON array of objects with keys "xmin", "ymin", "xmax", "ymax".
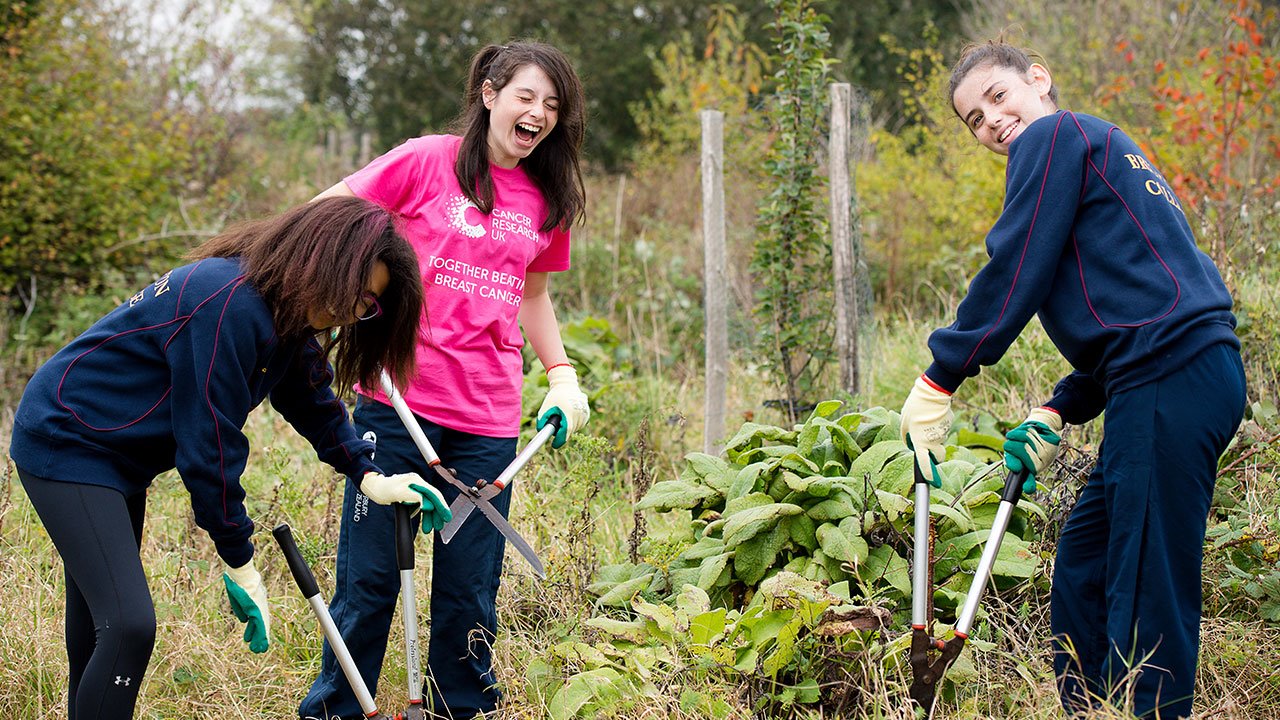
[{"xmin": 1112, "ymin": 0, "xmax": 1280, "ymax": 270}]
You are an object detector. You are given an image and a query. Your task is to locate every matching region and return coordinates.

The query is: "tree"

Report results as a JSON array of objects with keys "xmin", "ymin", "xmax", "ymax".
[
  {"xmin": 751, "ymin": 0, "xmax": 837, "ymax": 423},
  {"xmin": 0, "ymin": 0, "xmax": 199, "ymax": 303}
]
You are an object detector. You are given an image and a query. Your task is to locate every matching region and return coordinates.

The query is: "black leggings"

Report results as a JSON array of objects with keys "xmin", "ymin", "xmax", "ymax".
[{"xmin": 19, "ymin": 468, "xmax": 155, "ymax": 720}]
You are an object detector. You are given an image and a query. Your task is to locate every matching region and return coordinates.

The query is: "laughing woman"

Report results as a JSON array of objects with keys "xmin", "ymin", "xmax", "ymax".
[
  {"xmin": 299, "ymin": 41, "xmax": 591, "ymax": 720},
  {"xmin": 9, "ymin": 196, "xmax": 450, "ymax": 720}
]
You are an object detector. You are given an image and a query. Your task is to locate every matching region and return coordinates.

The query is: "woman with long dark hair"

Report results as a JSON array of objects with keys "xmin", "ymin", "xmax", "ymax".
[
  {"xmin": 300, "ymin": 41, "xmax": 591, "ymax": 720},
  {"xmin": 9, "ymin": 196, "xmax": 449, "ymax": 719}
]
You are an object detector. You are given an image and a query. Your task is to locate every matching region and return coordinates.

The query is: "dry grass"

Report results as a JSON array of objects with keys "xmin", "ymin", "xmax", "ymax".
[{"xmin": 2, "ymin": 314, "xmax": 1277, "ymax": 718}]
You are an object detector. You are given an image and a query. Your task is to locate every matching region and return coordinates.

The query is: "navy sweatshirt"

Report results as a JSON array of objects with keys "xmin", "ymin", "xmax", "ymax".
[
  {"xmin": 10, "ymin": 257, "xmax": 379, "ymax": 566},
  {"xmin": 925, "ymin": 111, "xmax": 1238, "ymax": 423}
]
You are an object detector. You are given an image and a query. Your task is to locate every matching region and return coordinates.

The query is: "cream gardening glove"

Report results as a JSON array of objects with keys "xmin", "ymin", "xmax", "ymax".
[{"xmin": 537, "ymin": 364, "xmax": 590, "ymax": 448}]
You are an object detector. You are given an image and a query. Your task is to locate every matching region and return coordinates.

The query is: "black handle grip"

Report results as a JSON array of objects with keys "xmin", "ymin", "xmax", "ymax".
[
  {"xmin": 1001, "ymin": 469, "xmax": 1030, "ymax": 504},
  {"xmin": 546, "ymin": 412, "xmax": 563, "ymax": 430},
  {"xmin": 395, "ymin": 504, "xmax": 416, "ymax": 571},
  {"xmin": 272, "ymin": 523, "xmax": 320, "ymax": 599},
  {"xmin": 913, "ymin": 457, "xmax": 929, "ymax": 486}
]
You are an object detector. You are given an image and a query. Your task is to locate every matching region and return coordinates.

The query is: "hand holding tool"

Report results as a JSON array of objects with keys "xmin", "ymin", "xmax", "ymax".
[
  {"xmin": 223, "ymin": 558, "xmax": 270, "ymax": 653},
  {"xmin": 900, "ymin": 375, "xmax": 953, "ymax": 488},
  {"xmin": 360, "ymin": 471, "xmax": 429, "ymax": 506},
  {"xmin": 408, "ymin": 481, "xmax": 451, "ymax": 534},
  {"xmin": 537, "ymin": 364, "xmax": 590, "ymax": 448},
  {"xmin": 378, "ymin": 370, "xmax": 546, "ymax": 578},
  {"xmin": 1003, "ymin": 406, "xmax": 1063, "ymax": 493}
]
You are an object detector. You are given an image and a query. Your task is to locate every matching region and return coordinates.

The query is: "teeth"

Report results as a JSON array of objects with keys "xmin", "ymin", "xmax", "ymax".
[{"xmin": 516, "ymin": 123, "xmax": 540, "ymax": 134}]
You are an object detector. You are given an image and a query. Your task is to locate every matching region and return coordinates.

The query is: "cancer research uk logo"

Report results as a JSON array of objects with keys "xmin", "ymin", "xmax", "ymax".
[
  {"xmin": 446, "ymin": 195, "xmax": 486, "ymax": 238},
  {"xmin": 444, "ymin": 193, "xmax": 541, "ymax": 244}
]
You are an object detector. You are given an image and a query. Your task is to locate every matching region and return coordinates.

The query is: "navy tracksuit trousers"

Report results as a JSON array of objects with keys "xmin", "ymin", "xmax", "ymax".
[
  {"xmin": 299, "ymin": 398, "xmax": 516, "ymax": 720},
  {"xmin": 1052, "ymin": 343, "xmax": 1245, "ymax": 719}
]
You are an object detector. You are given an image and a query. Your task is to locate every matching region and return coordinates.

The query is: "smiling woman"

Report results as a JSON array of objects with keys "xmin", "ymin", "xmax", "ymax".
[
  {"xmin": 299, "ymin": 40, "xmax": 592, "ymax": 720},
  {"xmin": 898, "ymin": 37, "xmax": 1246, "ymax": 720}
]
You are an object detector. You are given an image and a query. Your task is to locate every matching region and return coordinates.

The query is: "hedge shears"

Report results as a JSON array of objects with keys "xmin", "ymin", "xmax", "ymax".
[
  {"xmin": 438, "ymin": 413, "xmax": 558, "ymax": 544},
  {"xmin": 908, "ymin": 458, "xmax": 1030, "ymax": 716},
  {"xmin": 378, "ymin": 371, "xmax": 546, "ymax": 579}
]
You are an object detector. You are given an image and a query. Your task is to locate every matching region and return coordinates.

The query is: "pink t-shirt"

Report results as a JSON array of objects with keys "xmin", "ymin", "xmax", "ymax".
[{"xmin": 346, "ymin": 135, "xmax": 571, "ymax": 436}]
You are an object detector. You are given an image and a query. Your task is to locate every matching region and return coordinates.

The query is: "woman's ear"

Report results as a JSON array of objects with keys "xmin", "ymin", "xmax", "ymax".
[
  {"xmin": 1028, "ymin": 63, "xmax": 1053, "ymax": 99},
  {"xmin": 481, "ymin": 79, "xmax": 495, "ymax": 110}
]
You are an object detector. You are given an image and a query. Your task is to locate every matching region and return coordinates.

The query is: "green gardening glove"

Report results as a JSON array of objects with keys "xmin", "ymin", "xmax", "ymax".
[
  {"xmin": 1003, "ymin": 407, "xmax": 1064, "ymax": 494},
  {"xmin": 223, "ymin": 559, "xmax": 270, "ymax": 653},
  {"xmin": 409, "ymin": 482, "xmax": 452, "ymax": 534}
]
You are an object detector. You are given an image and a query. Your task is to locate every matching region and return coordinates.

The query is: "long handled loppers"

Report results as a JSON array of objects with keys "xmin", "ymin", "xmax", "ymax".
[
  {"xmin": 908, "ymin": 462, "xmax": 1030, "ymax": 716},
  {"xmin": 378, "ymin": 370, "xmax": 546, "ymax": 578},
  {"xmin": 274, "ymin": 505, "xmax": 428, "ymax": 720}
]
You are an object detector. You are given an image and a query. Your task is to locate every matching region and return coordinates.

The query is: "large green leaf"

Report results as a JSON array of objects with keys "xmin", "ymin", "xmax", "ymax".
[
  {"xmin": 680, "ymin": 536, "xmax": 727, "ymax": 562},
  {"xmin": 875, "ymin": 453, "xmax": 916, "ymax": 495},
  {"xmin": 779, "ymin": 452, "xmax": 821, "ymax": 475},
  {"xmin": 588, "ymin": 563, "xmax": 654, "ymax": 596},
  {"xmin": 727, "ymin": 462, "xmax": 769, "ymax": 501},
  {"xmin": 796, "ymin": 416, "xmax": 828, "ymax": 456},
  {"xmin": 636, "ymin": 479, "xmax": 720, "ymax": 511},
  {"xmin": 851, "ymin": 407, "xmax": 895, "ymax": 448},
  {"xmin": 682, "ymin": 452, "xmax": 729, "ymax": 482},
  {"xmin": 548, "ymin": 668, "xmax": 628, "ymax": 720},
  {"xmin": 849, "ymin": 440, "xmax": 909, "ymax": 482},
  {"xmin": 594, "ymin": 572, "xmax": 656, "ymax": 607},
  {"xmin": 809, "ymin": 400, "xmax": 845, "ymax": 420},
  {"xmin": 935, "ymin": 459, "xmax": 980, "ymax": 494},
  {"xmin": 583, "ymin": 617, "xmax": 647, "ymax": 643},
  {"xmin": 724, "ymin": 423, "xmax": 799, "ymax": 460},
  {"xmin": 688, "ymin": 607, "xmax": 729, "ymax": 646},
  {"xmin": 733, "ymin": 526, "xmax": 790, "ymax": 585},
  {"xmin": 736, "ymin": 443, "xmax": 801, "ymax": 465},
  {"xmin": 633, "ymin": 596, "xmax": 682, "ymax": 640},
  {"xmin": 816, "ymin": 522, "xmax": 869, "ymax": 564},
  {"xmin": 787, "ymin": 513, "xmax": 819, "ymax": 552},
  {"xmin": 697, "ymin": 551, "xmax": 735, "ymax": 590},
  {"xmin": 873, "ymin": 489, "xmax": 912, "ymax": 522},
  {"xmin": 723, "ymin": 502, "xmax": 802, "ymax": 547},
  {"xmin": 955, "ymin": 428, "xmax": 1006, "ymax": 455},
  {"xmin": 675, "ymin": 584, "xmax": 712, "ymax": 619},
  {"xmin": 828, "ymin": 421, "xmax": 863, "ymax": 464},
  {"xmin": 858, "ymin": 545, "xmax": 911, "ymax": 597},
  {"xmin": 723, "ymin": 492, "xmax": 776, "ymax": 517},
  {"xmin": 806, "ymin": 491, "xmax": 858, "ymax": 522}
]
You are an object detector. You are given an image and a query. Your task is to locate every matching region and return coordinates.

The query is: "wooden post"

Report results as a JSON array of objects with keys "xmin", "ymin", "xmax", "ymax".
[
  {"xmin": 829, "ymin": 83, "xmax": 859, "ymax": 397},
  {"xmin": 701, "ymin": 110, "xmax": 727, "ymax": 455}
]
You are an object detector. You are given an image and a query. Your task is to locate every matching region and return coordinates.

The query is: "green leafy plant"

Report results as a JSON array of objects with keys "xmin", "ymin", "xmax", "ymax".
[
  {"xmin": 618, "ymin": 402, "xmax": 1044, "ymax": 614},
  {"xmin": 563, "ymin": 402, "xmax": 1047, "ymax": 714},
  {"xmin": 751, "ymin": 0, "xmax": 839, "ymax": 422}
]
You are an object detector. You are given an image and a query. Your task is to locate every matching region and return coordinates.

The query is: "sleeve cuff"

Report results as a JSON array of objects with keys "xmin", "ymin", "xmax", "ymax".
[{"xmin": 923, "ymin": 362, "xmax": 966, "ymax": 395}]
